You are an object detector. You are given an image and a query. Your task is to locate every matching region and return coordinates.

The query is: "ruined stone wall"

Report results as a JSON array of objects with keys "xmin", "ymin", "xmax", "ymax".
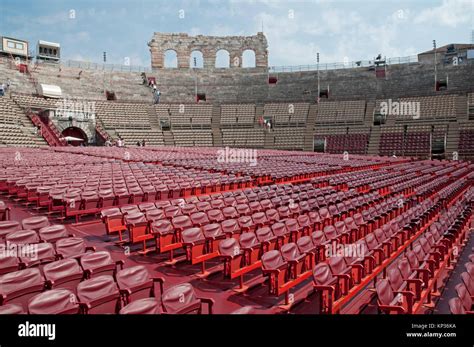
[{"xmin": 148, "ymin": 32, "xmax": 268, "ymax": 69}]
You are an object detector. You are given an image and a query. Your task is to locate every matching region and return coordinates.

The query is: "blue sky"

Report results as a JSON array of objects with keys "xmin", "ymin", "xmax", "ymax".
[{"xmin": 0, "ymin": 0, "xmax": 472, "ymax": 67}]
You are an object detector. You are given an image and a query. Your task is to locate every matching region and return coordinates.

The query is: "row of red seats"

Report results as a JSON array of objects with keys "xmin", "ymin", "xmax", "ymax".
[{"xmin": 377, "ymin": 196, "xmax": 472, "ymax": 314}]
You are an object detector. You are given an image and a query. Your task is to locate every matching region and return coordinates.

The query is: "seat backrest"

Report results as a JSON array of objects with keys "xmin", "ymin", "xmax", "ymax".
[
  {"xmin": 239, "ymin": 232, "xmax": 259, "ymax": 249},
  {"xmin": 285, "ymin": 218, "xmax": 299, "ymax": 232},
  {"xmin": 0, "ymin": 268, "xmax": 44, "ymax": 306},
  {"xmin": 221, "ymin": 219, "xmax": 238, "ymax": 233},
  {"xmin": 271, "ymin": 222, "xmax": 287, "ymax": 237},
  {"xmin": 455, "ymin": 283, "xmax": 472, "ymax": 312},
  {"xmin": 28, "ymin": 289, "xmax": 79, "ymax": 314},
  {"xmin": 376, "ymin": 279, "xmax": 395, "ymax": 306},
  {"xmin": 202, "ymin": 223, "xmax": 222, "ymax": 239},
  {"xmin": 182, "ymin": 227, "xmax": 204, "ymax": 244},
  {"xmin": 6, "ymin": 229, "xmax": 40, "ymax": 245},
  {"xmin": 0, "ymin": 303, "xmax": 25, "ymax": 314},
  {"xmin": 313, "ymin": 262, "xmax": 335, "ymax": 286},
  {"xmin": 256, "ymin": 227, "xmax": 274, "ymax": 243},
  {"xmin": 43, "ymin": 258, "xmax": 83, "ymax": 283},
  {"xmin": 296, "ymin": 236, "xmax": 314, "ymax": 254},
  {"xmin": 161, "ymin": 283, "xmax": 200, "ymax": 314},
  {"xmin": 261, "ymin": 250, "xmax": 286, "ymax": 270},
  {"xmin": 77, "ymin": 275, "xmax": 119, "ymax": 310},
  {"xmin": 38, "ymin": 225, "xmax": 68, "ymax": 243},
  {"xmin": 448, "ymin": 297, "xmax": 466, "ymax": 314},
  {"xmin": 323, "ymin": 225, "xmax": 337, "ymax": 240},
  {"xmin": 124, "ymin": 212, "xmax": 147, "ymax": 225},
  {"xmin": 119, "ymin": 298, "xmax": 160, "ymax": 314},
  {"xmin": 219, "ymin": 238, "xmax": 239, "ymax": 257},
  {"xmin": 80, "ymin": 251, "xmax": 114, "ymax": 274},
  {"xmin": 116, "ymin": 265, "xmax": 151, "ymax": 291},
  {"xmin": 151, "ymin": 220, "xmax": 174, "ymax": 235},
  {"xmin": 461, "ymin": 272, "xmax": 474, "ymax": 295},
  {"xmin": 397, "ymin": 258, "xmax": 412, "ymax": 279},
  {"xmin": 311, "ymin": 230, "xmax": 326, "ymax": 245},
  {"xmin": 56, "ymin": 237, "xmax": 86, "ymax": 258},
  {"xmin": 280, "ymin": 243, "xmax": 301, "ymax": 262},
  {"xmin": 387, "ymin": 267, "xmax": 404, "ymax": 291},
  {"xmin": 328, "ymin": 256, "xmax": 347, "ymax": 275},
  {"xmin": 172, "ymin": 215, "xmax": 192, "ymax": 230},
  {"xmin": 21, "ymin": 216, "xmax": 50, "ymax": 231}
]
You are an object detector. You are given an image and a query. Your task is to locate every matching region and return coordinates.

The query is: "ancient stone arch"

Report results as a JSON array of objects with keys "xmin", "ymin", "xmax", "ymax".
[
  {"xmin": 148, "ymin": 32, "xmax": 268, "ymax": 70},
  {"xmin": 52, "ymin": 119, "xmax": 95, "ymax": 144}
]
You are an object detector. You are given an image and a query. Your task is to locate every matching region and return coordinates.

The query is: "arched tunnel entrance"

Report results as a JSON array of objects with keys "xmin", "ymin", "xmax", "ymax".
[{"xmin": 61, "ymin": 127, "xmax": 88, "ymax": 146}]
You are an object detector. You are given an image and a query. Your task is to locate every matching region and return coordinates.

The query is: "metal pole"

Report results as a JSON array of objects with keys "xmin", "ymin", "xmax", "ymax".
[
  {"xmin": 433, "ymin": 40, "xmax": 437, "ymax": 91},
  {"xmin": 317, "ymin": 53, "xmax": 320, "ymax": 102}
]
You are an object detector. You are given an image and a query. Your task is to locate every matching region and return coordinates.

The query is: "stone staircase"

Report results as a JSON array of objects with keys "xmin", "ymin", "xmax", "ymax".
[
  {"xmin": 163, "ymin": 130, "xmax": 174, "ymax": 146},
  {"xmin": 454, "ymin": 95, "xmax": 468, "ymax": 121},
  {"xmin": 364, "ymin": 100, "xmax": 375, "ymax": 126},
  {"xmin": 303, "ymin": 104, "xmax": 318, "ymax": 151},
  {"xmin": 211, "ymin": 105, "xmax": 222, "ymax": 147},
  {"xmin": 147, "ymin": 105, "xmax": 161, "ymax": 130},
  {"xmin": 445, "ymin": 122, "xmax": 460, "ymax": 159},
  {"xmin": 264, "ymin": 129, "xmax": 275, "ymax": 149},
  {"xmin": 367, "ymin": 126, "xmax": 381, "ymax": 155}
]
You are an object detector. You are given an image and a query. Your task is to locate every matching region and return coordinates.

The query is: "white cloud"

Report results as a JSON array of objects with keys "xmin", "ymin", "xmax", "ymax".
[{"xmin": 414, "ymin": 0, "xmax": 473, "ymax": 27}]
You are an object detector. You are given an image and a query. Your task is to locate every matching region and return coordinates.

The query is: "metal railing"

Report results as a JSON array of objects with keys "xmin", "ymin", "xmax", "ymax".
[
  {"xmin": 62, "ymin": 59, "xmax": 152, "ymax": 73},
  {"xmin": 268, "ymin": 55, "xmax": 419, "ymax": 73},
  {"xmin": 2, "ymin": 54, "xmax": 420, "ymax": 74}
]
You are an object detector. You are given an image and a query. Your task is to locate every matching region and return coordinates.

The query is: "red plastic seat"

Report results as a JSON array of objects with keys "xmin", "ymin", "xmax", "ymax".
[
  {"xmin": 55, "ymin": 237, "xmax": 95, "ymax": 259},
  {"xmin": 0, "ymin": 201, "xmax": 10, "ymax": 221},
  {"xmin": 77, "ymin": 275, "xmax": 121, "ymax": 314},
  {"xmin": 252, "ymin": 212, "xmax": 268, "ymax": 228},
  {"xmin": 266, "ymin": 209, "xmax": 280, "ymax": 224},
  {"xmin": 38, "ymin": 225, "xmax": 69, "ymax": 243},
  {"xmin": 261, "ymin": 250, "xmax": 288, "ymax": 295},
  {"xmin": 116, "ymin": 265, "xmax": 163, "ymax": 303},
  {"xmin": 6, "ymin": 229, "xmax": 40, "ymax": 245},
  {"xmin": 119, "ymin": 298, "xmax": 161, "ymax": 314},
  {"xmin": 0, "ymin": 268, "xmax": 45, "ymax": 309},
  {"xmin": 208, "ymin": 209, "xmax": 225, "ymax": 223},
  {"xmin": 280, "ymin": 243, "xmax": 306, "ymax": 279},
  {"xmin": 81, "ymin": 251, "xmax": 123, "ymax": 279},
  {"xmin": 190, "ymin": 212, "xmax": 209, "ymax": 227},
  {"xmin": 28, "ymin": 289, "xmax": 80, "ymax": 314},
  {"xmin": 161, "ymin": 283, "xmax": 213, "ymax": 314},
  {"xmin": 125, "ymin": 212, "xmax": 153, "ymax": 254},
  {"xmin": 43, "ymin": 258, "xmax": 84, "ymax": 292},
  {"xmin": 256, "ymin": 227, "xmax": 277, "ymax": 252},
  {"xmin": 202, "ymin": 223, "xmax": 225, "ymax": 252},
  {"xmin": 21, "ymin": 216, "xmax": 50, "ymax": 231},
  {"xmin": 221, "ymin": 219, "xmax": 240, "ymax": 238},
  {"xmin": 449, "ymin": 297, "xmax": 467, "ymax": 314},
  {"xmin": 375, "ymin": 278, "xmax": 413, "ymax": 314},
  {"xmin": 19, "ymin": 242, "xmax": 56, "ymax": 269},
  {"xmin": 237, "ymin": 215, "xmax": 254, "ymax": 233},
  {"xmin": 312, "ymin": 262, "xmax": 341, "ymax": 314},
  {"xmin": 0, "ymin": 303, "xmax": 25, "ymax": 314},
  {"xmin": 100, "ymin": 207, "xmax": 126, "ymax": 242},
  {"xmin": 0, "ymin": 221, "xmax": 21, "ymax": 240},
  {"xmin": 222, "ymin": 206, "xmax": 239, "ymax": 219},
  {"xmin": 0, "ymin": 253, "xmax": 21, "ymax": 275}
]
